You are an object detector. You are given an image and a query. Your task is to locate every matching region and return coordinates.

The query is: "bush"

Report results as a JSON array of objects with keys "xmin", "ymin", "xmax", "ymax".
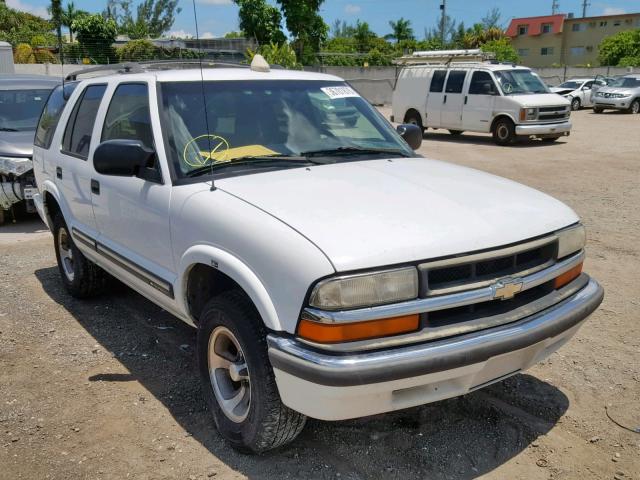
[
  {"xmin": 14, "ymin": 43, "xmax": 36, "ymax": 63},
  {"xmin": 247, "ymin": 42, "xmax": 301, "ymax": 69},
  {"xmin": 72, "ymin": 14, "xmax": 118, "ymax": 64},
  {"xmin": 481, "ymin": 38, "xmax": 519, "ymax": 63},
  {"xmin": 598, "ymin": 29, "xmax": 640, "ymax": 66},
  {"xmin": 117, "ymin": 39, "xmax": 157, "ymax": 62}
]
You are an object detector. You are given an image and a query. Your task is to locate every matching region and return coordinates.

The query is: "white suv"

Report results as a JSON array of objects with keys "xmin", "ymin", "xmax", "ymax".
[{"xmin": 33, "ymin": 59, "xmax": 603, "ymax": 453}]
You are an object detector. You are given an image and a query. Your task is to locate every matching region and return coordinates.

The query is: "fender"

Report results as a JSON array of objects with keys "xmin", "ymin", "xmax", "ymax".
[
  {"xmin": 490, "ymin": 112, "xmax": 518, "ymax": 130},
  {"xmin": 178, "ymin": 244, "xmax": 281, "ymax": 331},
  {"xmin": 39, "ymin": 180, "xmax": 68, "ymax": 229}
]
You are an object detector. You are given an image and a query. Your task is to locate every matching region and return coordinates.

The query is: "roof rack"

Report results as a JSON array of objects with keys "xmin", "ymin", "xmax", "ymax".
[
  {"xmin": 394, "ymin": 49, "xmax": 496, "ymax": 66},
  {"xmin": 64, "ymin": 59, "xmax": 251, "ymax": 81}
]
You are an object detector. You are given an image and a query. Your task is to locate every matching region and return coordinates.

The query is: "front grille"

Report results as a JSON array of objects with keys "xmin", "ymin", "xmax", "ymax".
[
  {"xmin": 539, "ymin": 113, "xmax": 569, "ymax": 121},
  {"xmin": 539, "ymin": 106, "xmax": 568, "ymax": 113},
  {"xmin": 420, "ymin": 240, "xmax": 557, "ymax": 296}
]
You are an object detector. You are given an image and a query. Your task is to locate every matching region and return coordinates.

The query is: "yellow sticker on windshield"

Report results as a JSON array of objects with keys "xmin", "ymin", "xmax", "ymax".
[{"xmin": 183, "ymin": 134, "xmax": 230, "ymax": 168}]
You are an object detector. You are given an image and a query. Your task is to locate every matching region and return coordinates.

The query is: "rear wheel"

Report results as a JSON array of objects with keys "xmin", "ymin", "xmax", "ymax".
[
  {"xmin": 593, "ymin": 107, "xmax": 604, "ymax": 114},
  {"xmin": 448, "ymin": 130, "xmax": 464, "ymax": 136},
  {"xmin": 629, "ymin": 99, "xmax": 640, "ymax": 114},
  {"xmin": 52, "ymin": 213, "xmax": 108, "ymax": 298},
  {"xmin": 492, "ymin": 118, "xmax": 516, "ymax": 146},
  {"xmin": 570, "ymin": 97, "xmax": 581, "ymax": 111},
  {"xmin": 404, "ymin": 111, "xmax": 424, "ymax": 132},
  {"xmin": 197, "ymin": 291, "xmax": 306, "ymax": 453}
]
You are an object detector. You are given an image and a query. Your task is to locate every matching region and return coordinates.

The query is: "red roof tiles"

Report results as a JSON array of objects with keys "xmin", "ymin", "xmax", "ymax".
[{"xmin": 506, "ymin": 14, "xmax": 566, "ymax": 37}]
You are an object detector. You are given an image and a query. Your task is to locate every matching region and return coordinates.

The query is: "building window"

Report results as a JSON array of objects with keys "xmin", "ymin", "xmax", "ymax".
[
  {"xmin": 570, "ymin": 46, "xmax": 586, "ymax": 56},
  {"xmin": 541, "ymin": 47, "xmax": 554, "ymax": 56},
  {"xmin": 600, "ymin": 21, "xmax": 608, "ymax": 27},
  {"xmin": 518, "ymin": 24, "xmax": 528, "ymax": 35},
  {"xmin": 572, "ymin": 23, "xmax": 586, "ymax": 31},
  {"xmin": 542, "ymin": 23, "xmax": 553, "ymax": 33},
  {"xmin": 518, "ymin": 48, "xmax": 530, "ymax": 57},
  {"xmin": 613, "ymin": 19, "xmax": 621, "ymax": 26}
]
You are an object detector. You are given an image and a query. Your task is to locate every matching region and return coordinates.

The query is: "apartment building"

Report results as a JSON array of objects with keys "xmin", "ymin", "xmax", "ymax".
[{"xmin": 507, "ymin": 12, "xmax": 640, "ymax": 67}]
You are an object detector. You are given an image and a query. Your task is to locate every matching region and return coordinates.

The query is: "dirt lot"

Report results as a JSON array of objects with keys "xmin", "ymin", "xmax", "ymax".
[{"xmin": 1, "ymin": 109, "xmax": 639, "ymax": 479}]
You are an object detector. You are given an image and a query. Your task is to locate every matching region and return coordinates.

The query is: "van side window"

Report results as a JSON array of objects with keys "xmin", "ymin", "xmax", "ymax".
[
  {"xmin": 35, "ymin": 84, "xmax": 77, "ymax": 149},
  {"xmin": 445, "ymin": 71, "xmax": 467, "ymax": 94},
  {"xmin": 468, "ymin": 71, "xmax": 498, "ymax": 95},
  {"xmin": 102, "ymin": 83, "xmax": 154, "ymax": 149},
  {"xmin": 62, "ymin": 84, "xmax": 107, "ymax": 159},
  {"xmin": 429, "ymin": 70, "xmax": 447, "ymax": 92}
]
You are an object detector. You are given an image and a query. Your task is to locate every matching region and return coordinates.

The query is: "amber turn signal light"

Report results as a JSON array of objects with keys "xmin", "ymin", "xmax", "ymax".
[
  {"xmin": 297, "ymin": 314, "xmax": 420, "ymax": 344},
  {"xmin": 554, "ymin": 262, "xmax": 583, "ymax": 289}
]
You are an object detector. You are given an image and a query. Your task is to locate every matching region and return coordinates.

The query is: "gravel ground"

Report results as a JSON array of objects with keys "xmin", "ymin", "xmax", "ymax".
[{"xmin": 1, "ymin": 109, "xmax": 639, "ymax": 480}]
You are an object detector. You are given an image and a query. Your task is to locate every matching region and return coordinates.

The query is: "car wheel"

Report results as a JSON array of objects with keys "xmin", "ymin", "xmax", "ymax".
[
  {"xmin": 571, "ymin": 97, "xmax": 581, "ymax": 111},
  {"xmin": 52, "ymin": 213, "xmax": 108, "ymax": 298},
  {"xmin": 448, "ymin": 130, "xmax": 464, "ymax": 136},
  {"xmin": 197, "ymin": 291, "xmax": 306, "ymax": 453},
  {"xmin": 593, "ymin": 107, "xmax": 604, "ymax": 114},
  {"xmin": 404, "ymin": 111, "xmax": 425, "ymax": 132},
  {"xmin": 0, "ymin": 208, "xmax": 5, "ymax": 225},
  {"xmin": 492, "ymin": 118, "xmax": 516, "ymax": 146},
  {"xmin": 630, "ymin": 99, "xmax": 640, "ymax": 114}
]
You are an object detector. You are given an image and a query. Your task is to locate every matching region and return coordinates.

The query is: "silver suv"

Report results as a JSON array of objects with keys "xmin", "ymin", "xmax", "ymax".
[{"xmin": 592, "ymin": 74, "xmax": 640, "ymax": 114}]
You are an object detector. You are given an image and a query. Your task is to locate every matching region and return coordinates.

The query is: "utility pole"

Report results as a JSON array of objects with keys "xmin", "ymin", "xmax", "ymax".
[
  {"xmin": 552, "ymin": 0, "xmax": 559, "ymax": 14},
  {"xmin": 440, "ymin": 0, "xmax": 446, "ymax": 45},
  {"xmin": 581, "ymin": 0, "xmax": 590, "ymax": 17}
]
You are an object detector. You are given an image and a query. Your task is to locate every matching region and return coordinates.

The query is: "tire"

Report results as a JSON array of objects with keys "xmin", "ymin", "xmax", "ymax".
[
  {"xmin": 448, "ymin": 130, "xmax": 464, "ymax": 136},
  {"xmin": 0, "ymin": 209, "xmax": 5, "ymax": 226},
  {"xmin": 593, "ymin": 107, "xmax": 604, "ymax": 114},
  {"xmin": 492, "ymin": 118, "xmax": 516, "ymax": 146},
  {"xmin": 404, "ymin": 111, "xmax": 425, "ymax": 132},
  {"xmin": 629, "ymin": 99, "xmax": 640, "ymax": 114},
  {"xmin": 197, "ymin": 291, "xmax": 306, "ymax": 453},
  {"xmin": 571, "ymin": 97, "xmax": 581, "ymax": 111},
  {"xmin": 52, "ymin": 213, "xmax": 108, "ymax": 298}
]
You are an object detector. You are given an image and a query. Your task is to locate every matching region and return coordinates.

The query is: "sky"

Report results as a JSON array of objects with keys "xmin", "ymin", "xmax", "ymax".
[{"xmin": 6, "ymin": 0, "xmax": 640, "ymax": 39}]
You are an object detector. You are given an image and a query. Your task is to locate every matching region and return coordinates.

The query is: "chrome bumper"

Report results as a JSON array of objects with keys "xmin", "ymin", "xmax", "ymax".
[
  {"xmin": 268, "ymin": 278, "xmax": 603, "ymax": 387},
  {"xmin": 594, "ymin": 99, "xmax": 631, "ymax": 109},
  {"xmin": 515, "ymin": 121, "xmax": 572, "ymax": 136}
]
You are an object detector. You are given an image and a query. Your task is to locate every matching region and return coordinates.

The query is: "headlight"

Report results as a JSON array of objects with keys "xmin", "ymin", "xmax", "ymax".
[
  {"xmin": 557, "ymin": 224, "xmax": 586, "ymax": 259},
  {"xmin": 610, "ymin": 93, "xmax": 631, "ymax": 98},
  {"xmin": 0, "ymin": 156, "xmax": 33, "ymax": 176},
  {"xmin": 309, "ymin": 267, "xmax": 419, "ymax": 310},
  {"xmin": 519, "ymin": 108, "xmax": 538, "ymax": 121}
]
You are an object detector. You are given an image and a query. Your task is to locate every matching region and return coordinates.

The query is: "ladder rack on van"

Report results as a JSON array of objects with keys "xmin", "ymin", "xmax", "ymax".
[{"xmin": 394, "ymin": 49, "xmax": 496, "ymax": 66}]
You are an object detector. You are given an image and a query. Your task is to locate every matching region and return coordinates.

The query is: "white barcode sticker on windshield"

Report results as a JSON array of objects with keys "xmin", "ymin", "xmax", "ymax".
[{"xmin": 321, "ymin": 86, "xmax": 360, "ymax": 99}]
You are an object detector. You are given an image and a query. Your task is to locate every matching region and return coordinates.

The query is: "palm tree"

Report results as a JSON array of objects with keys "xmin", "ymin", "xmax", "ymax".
[
  {"xmin": 61, "ymin": 1, "xmax": 81, "ymax": 42},
  {"xmin": 387, "ymin": 18, "xmax": 414, "ymax": 43}
]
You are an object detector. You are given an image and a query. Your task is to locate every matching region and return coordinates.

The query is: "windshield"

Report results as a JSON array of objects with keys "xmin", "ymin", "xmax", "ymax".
[
  {"xmin": 608, "ymin": 77, "xmax": 640, "ymax": 88},
  {"xmin": 558, "ymin": 81, "xmax": 582, "ymax": 89},
  {"xmin": 494, "ymin": 70, "xmax": 549, "ymax": 95},
  {"xmin": 159, "ymin": 80, "xmax": 413, "ymax": 178},
  {"xmin": 0, "ymin": 89, "xmax": 53, "ymax": 131}
]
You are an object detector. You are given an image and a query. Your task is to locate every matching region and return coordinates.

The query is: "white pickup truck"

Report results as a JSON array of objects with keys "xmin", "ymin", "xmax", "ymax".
[{"xmin": 33, "ymin": 58, "xmax": 603, "ymax": 453}]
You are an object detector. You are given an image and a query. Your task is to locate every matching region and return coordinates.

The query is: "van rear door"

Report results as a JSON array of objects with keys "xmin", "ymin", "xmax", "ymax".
[
  {"xmin": 463, "ymin": 70, "xmax": 498, "ymax": 132},
  {"xmin": 440, "ymin": 70, "xmax": 467, "ymax": 129},
  {"xmin": 425, "ymin": 69, "xmax": 447, "ymax": 127}
]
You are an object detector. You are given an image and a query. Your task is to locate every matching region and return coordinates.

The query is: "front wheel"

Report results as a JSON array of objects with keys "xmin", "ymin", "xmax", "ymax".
[
  {"xmin": 492, "ymin": 118, "xmax": 516, "ymax": 146},
  {"xmin": 197, "ymin": 291, "xmax": 306, "ymax": 453},
  {"xmin": 629, "ymin": 99, "xmax": 640, "ymax": 114},
  {"xmin": 448, "ymin": 130, "xmax": 464, "ymax": 136},
  {"xmin": 571, "ymin": 97, "xmax": 581, "ymax": 111},
  {"xmin": 593, "ymin": 107, "xmax": 604, "ymax": 114}
]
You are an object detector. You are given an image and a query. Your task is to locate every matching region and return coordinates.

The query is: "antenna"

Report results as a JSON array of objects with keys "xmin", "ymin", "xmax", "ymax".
[
  {"xmin": 552, "ymin": 0, "xmax": 560, "ymax": 14},
  {"xmin": 581, "ymin": 0, "xmax": 590, "ymax": 17},
  {"xmin": 191, "ymin": 0, "xmax": 216, "ymax": 190}
]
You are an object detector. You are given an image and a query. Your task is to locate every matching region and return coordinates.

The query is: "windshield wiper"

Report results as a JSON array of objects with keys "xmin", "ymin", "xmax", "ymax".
[
  {"xmin": 302, "ymin": 146, "xmax": 411, "ymax": 158},
  {"xmin": 186, "ymin": 154, "xmax": 320, "ymax": 178},
  {"xmin": 0, "ymin": 127, "xmax": 19, "ymax": 132}
]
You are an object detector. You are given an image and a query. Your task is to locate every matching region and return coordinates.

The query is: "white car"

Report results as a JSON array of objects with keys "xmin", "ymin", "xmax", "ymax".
[
  {"xmin": 550, "ymin": 78, "xmax": 606, "ymax": 111},
  {"xmin": 33, "ymin": 58, "xmax": 603, "ymax": 453},
  {"xmin": 392, "ymin": 57, "xmax": 572, "ymax": 145}
]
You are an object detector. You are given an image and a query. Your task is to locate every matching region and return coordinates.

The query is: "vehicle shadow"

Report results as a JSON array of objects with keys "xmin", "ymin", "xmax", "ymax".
[
  {"xmin": 35, "ymin": 266, "xmax": 569, "ymax": 480},
  {"xmin": 422, "ymin": 130, "xmax": 566, "ymax": 148}
]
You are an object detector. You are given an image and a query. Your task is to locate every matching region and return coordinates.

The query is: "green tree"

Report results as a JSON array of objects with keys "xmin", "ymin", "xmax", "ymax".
[
  {"xmin": 353, "ymin": 20, "xmax": 376, "ymax": 52},
  {"xmin": 331, "ymin": 19, "xmax": 356, "ymax": 38},
  {"xmin": 104, "ymin": 0, "xmax": 181, "ymax": 39},
  {"xmin": 0, "ymin": 3, "xmax": 56, "ymax": 46},
  {"xmin": 233, "ymin": 0, "xmax": 285, "ymax": 45},
  {"xmin": 276, "ymin": 0, "xmax": 328, "ymax": 63},
  {"xmin": 598, "ymin": 29, "xmax": 640, "ymax": 66},
  {"xmin": 481, "ymin": 38, "xmax": 518, "ymax": 63},
  {"xmin": 117, "ymin": 38, "xmax": 156, "ymax": 61},
  {"xmin": 50, "ymin": 0, "xmax": 63, "ymax": 47},
  {"xmin": 61, "ymin": 2, "xmax": 87, "ymax": 43},
  {"xmin": 72, "ymin": 13, "xmax": 118, "ymax": 63},
  {"xmin": 247, "ymin": 42, "xmax": 301, "ymax": 69},
  {"xmin": 481, "ymin": 7, "xmax": 501, "ymax": 29},
  {"xmin": 386, "ymin": 18, "xmax": 414, "ymax": 43},
  {"xmin": 224, "ymin": 31, "xmax": 245, "ymax": 39}
]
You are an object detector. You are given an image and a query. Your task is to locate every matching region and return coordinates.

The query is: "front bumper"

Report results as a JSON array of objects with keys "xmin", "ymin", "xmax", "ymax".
[
  {"xmin": 593, "ymin": 98, "xmax": 632, "ymax": 110},
  {"xmin": 515, "ymin": 121, "xmax": 572, "ymax": 137},
  {"xmin": 268, "ymin": 278, "xmax": 603, "ymax": 420}
]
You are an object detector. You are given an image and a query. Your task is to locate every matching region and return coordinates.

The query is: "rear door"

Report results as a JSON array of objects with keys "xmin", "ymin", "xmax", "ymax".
[
  {"xmin": 463, "ymin": 70, "xmax": 498, "ymax": 132},
  {"xmin": 440, "ymin": 70, "xmax": 467, "ymax": 129},
  {"xmin": 425, "ymin": 69, "xmax": 447, "ymax": 127}
]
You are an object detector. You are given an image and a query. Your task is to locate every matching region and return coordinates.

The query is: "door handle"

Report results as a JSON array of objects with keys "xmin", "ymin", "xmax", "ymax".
[
  {"xmin": 91, "ymin": 179, "xmax": 100, "ymax": 195},
  {"xmin": 443, "ymin": 95, "xmax": 447, "ymax": 104},
  {"xmin": 464, "ymin": 95, "xmax": 468, "ymax": 105},
  {"xmin": 56, "ymin": 167, "xmax": 62, "ymax": 179}
]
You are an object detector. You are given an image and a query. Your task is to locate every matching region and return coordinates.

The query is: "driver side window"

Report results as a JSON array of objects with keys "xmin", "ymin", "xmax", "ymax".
[{"xmin": 102, "ymin": 83, "xmax": 154, "ymax": 149}]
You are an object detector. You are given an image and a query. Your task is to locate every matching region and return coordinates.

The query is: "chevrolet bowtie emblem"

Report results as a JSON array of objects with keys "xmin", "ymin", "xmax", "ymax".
[{"xmin": 493, "ymin": 278, "xmax": 524, "ymax": 300}]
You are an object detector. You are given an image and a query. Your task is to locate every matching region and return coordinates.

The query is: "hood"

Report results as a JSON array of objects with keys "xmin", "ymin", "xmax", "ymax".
[
  {"xmin": 217, "ymin": 158, "xmax": 579, "ymax": 272},
  {"xmin": 550, "ymin": 87, "xmax": 575, "ymax": 96},
  {"xmin": 0, "ymin": 130, "xmax": 35, "ymax": 157},
  {"xmin": 511, "ymin": 93, "xmax": 571, "ymax": 108},
  {"xmin": 596, "ymin": 87, "xmax": 637, "ymax": 95}
]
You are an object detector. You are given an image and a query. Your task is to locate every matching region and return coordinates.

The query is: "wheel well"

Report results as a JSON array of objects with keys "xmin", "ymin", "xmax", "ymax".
[
  {"xmin": 186, "ymin": 264, "xmax": 245, "ymax": 323},
  {"xmin": 490, "ymin": 115, "xmax": 514, "ymax": 133},
  {"xmin": 43, "ymin": 191, "xmax": 61, "ymax": 227},
  {"xmin": 404, "ymin": 108, "xmax": 423, "ymax": 124}
]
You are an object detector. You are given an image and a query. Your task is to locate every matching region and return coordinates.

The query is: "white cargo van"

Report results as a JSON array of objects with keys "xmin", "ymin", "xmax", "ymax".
[{"xmin": 391, "ymin": 51, "xmax": 572, "ymax": 145}]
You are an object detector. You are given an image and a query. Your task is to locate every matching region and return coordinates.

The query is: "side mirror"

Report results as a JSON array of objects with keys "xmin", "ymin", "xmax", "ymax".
[
  {"xmin": 94, "ymin": 140, "xmax": 157, "ymax": 178},
  {"xmin": 397, "ymin": 124, "xmax": 423, "ymax": 150}
]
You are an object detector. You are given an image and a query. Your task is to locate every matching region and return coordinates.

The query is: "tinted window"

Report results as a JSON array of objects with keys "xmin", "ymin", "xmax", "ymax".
[
  {"xmin": 35, "ymin": 84, "xmax": 77, "ymax": 149},
  {"xmin": 445, "ymin": 71, "xmax": 467, "ymax": 93},
  {"xmin": 430, "ymin": 70, "xmax": 447, "ymax": 92},
  {"xmin": 468, "ymin": 71, "xmax": 497, "ymax": 95},
  {"xmin": 62, "ymin": 84, "xmax": 106, "ymax": 158},
  {"xmin": 102, "ymin": 83, "xmax": 153, "ymax": 148}
]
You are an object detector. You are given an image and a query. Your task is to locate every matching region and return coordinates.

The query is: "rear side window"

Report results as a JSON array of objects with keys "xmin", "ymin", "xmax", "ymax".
[
  {"xmin": 429, "ymin": 70, "xmax": 447, "ymax": 92},
  {"xmin": 35, "ymin": 84, "xmax": 77, "ymax": 149},
  {"xmin": 102, "ymin": 83, "xmax": 154, "ymax": 148},
  {"xmin": 468, "ymin": 71, "xmax": 498, "ymax": 95},
  {"xmin": 445, "ymin": 71, "xmax": 467, "ymax": 93},
  {"xmin": 62, "ymin": 84, "xmax": 107, "ymax": 159}
]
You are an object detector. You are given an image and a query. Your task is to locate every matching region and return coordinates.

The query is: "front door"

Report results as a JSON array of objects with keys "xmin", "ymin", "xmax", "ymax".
[
  {"xmin": 463, "ymin": 71, "xmax": 498, "ymax": 132},
  {"xmin": 440, "ymin": 70, "xmax": 468, "ymax": 129}
]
